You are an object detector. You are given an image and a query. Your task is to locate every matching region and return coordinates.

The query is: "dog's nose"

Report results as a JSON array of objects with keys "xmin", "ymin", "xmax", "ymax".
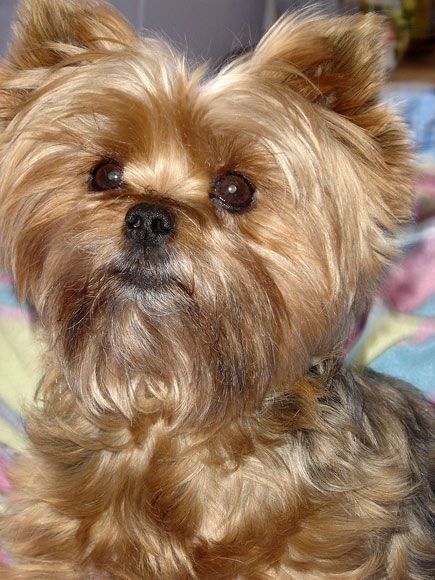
[{"xmin": 124, "ymin": 203, "xmax": 175, "ymax": 248}]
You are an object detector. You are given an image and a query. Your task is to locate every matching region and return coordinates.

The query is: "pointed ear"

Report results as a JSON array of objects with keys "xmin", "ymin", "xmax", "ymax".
[
  {"xmin": 250, "ymin": 12, "xmax": 386, "ymax": 116},
  {"xmin": 0, "ymin": 0, "xmax": 138, "ymax": 126},
  {"xmin": 6, "ymin": 0, "xmax": 137, "ymax": 71}
]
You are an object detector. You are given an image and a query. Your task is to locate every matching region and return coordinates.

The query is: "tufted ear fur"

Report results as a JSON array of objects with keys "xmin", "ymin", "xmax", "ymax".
[
  {"xmin": 249, "ymin": 12, "xmax": 386, "ymax": 118},
  {"xmin": 7, "ymin": 0, "xmax": 137, "ymax": 68},
  {"xmin": 0, "ymin": 0, "xmax": 137, "ymax": 124}
]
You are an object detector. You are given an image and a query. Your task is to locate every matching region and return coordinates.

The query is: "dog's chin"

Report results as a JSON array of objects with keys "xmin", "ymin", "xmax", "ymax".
[{"xmin": 114, "ymin": 268, "xmax": 172, "ymax": 291}]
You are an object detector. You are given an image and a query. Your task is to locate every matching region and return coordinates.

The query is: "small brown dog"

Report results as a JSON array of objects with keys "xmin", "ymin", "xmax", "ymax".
[{"xmin": 0, "ymin": 0, "xmax": 434, "ymax": 578}]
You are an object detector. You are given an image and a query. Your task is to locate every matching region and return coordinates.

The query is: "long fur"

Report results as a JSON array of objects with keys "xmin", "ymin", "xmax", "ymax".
[{"xmin": 0, "ymin": 1, "xmax": 433, "ymax": 578}]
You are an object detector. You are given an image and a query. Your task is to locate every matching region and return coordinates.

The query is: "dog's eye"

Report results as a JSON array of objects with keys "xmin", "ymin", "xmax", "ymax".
[
  {"xmin": 210, "ymin": 172, "xmax": 255, "ymax": 213},
  {"xmin": 89, "ymin": 161, "xmax": 123, "ymax": 192}
]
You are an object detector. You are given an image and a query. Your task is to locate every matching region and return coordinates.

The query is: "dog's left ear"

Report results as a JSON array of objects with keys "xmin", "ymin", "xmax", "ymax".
[{"xmin": 249, "ymin": 12, "xmax": 385, "ymax": 118}]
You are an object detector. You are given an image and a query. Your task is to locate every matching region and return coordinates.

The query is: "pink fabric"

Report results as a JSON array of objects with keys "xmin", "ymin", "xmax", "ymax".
[
  {"xmin": 383, "ymin": 238, "xmax": 435, "ymax": 312},
  {"xmin": 0, "ymin": 305, "xmax": 32, "ymax": 321},
  {"xmin": 0, "ymin": 459, "xmax": 11, "ymax": 493}
]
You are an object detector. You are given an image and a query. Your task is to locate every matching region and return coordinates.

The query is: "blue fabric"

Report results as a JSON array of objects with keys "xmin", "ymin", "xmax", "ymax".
[
  {"xmin": 384, "ymin": 83, "xmax": 435, "ymax": 162},
  {"xmin": 370, "ymin": 334, "xmax": 435, "ymax": 393}
]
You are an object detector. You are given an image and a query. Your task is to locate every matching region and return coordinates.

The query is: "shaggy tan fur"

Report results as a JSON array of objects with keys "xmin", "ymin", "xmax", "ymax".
[{"xmin": 0, "ymin": 1, "xmax": 433, "ymax": 578}]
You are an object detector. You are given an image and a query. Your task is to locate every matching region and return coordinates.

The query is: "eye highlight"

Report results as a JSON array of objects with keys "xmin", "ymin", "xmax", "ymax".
[
  {"xmin": 89, "ymin": 160, "xmax": 124, "ymax": 192},
  {"xmin": 209, "ymin": 172, "xmax": 255, "ymax": 213}
]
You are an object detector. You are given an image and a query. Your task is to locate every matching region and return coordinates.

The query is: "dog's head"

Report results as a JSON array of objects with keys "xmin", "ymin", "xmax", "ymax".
[{"xmin": 0, "ymin": 0, "xmax": 413, "ymax": 425}]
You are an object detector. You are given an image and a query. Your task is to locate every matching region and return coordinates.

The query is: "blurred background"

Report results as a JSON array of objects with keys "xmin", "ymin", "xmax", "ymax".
[
  {"xmin": 0, "ymin": 1, "xmax": 434, "ymax": 471},
  {"xmin": 0, "ymin": 1, "xmax": 434, "ymax": 68}
]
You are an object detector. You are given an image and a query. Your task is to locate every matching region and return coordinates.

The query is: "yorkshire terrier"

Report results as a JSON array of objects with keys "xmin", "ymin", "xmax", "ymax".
[{"xmin": 0, "ymin": 0, "xmax": 433, "ymax": 578}]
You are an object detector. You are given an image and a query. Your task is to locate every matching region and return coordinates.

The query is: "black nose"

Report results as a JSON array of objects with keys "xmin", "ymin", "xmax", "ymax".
[{"xmin": 124, "ymin": 203, "xmax": 175, "ymax": 248}]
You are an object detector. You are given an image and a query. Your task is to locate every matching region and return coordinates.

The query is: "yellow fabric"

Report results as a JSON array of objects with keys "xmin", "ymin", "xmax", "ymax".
[
  {"xmin": 0, "ymin": 417, "xmax": 28, "ymax": 452},
  {"xmin": 0, "ymin": 317, "xmax": 40, "ymax": 411},
  {"xmin": 352, "ymin": 312, "xmax": 421, "ymax": 367},
  {"xmin": 0, "ymin": 316, "xmax": 40, "ymax": 451}
]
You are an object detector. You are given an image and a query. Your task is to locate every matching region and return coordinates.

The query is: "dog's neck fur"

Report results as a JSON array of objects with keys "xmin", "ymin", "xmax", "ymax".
[{"xmin": 18, "ymin": 361, "xmax": 432, "ymax": 579}]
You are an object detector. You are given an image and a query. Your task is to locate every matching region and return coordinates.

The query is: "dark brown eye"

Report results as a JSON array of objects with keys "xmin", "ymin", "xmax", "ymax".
[
  {"xmin": 89, "ymin": 160, "xmax": 123, "ymax": 192},
  {"xmin": 210, "ymin": 172, "xmax": 255, "ymax": 213}
]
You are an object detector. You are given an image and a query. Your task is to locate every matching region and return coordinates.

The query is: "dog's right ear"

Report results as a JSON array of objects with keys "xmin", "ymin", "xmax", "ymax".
[
  {"xmin": 7, "ymin": 0, "xmax": 137, "ymax": 68},
  {"xmin": 0, "ymin": 0, "xmax": 137, "ymax": 123}
]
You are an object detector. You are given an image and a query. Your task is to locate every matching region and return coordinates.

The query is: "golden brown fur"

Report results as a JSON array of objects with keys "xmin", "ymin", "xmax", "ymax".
[{"xmin": 0, "ymin": 1, "xmax": 433, "ymax": 578}]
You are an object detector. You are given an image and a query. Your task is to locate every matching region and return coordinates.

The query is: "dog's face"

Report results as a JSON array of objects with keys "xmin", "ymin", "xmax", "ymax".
[{"xmin": 0, "ymin": 0, "xmax": 412, "ymax": 426}]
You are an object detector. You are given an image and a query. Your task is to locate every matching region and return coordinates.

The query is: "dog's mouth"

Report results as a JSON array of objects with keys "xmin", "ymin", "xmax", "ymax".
[
  {"xmin": 107, "ymin": 246, "xmax": 168, "ymax": 289},
  {"xmin": 109, "ymin": 250, "xmax": 193, "ymax": 297},
  {"xmin": 110, "ymin": 258, "xmax": 172, "ymax": 291}
]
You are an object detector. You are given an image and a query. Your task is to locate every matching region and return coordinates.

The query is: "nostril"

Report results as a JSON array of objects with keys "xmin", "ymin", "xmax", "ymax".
[
  {"xmin": 126, "ymin": 214, "xmax": 144, "ymax": 230},
  {"xmin": 151, "ymin": 215, "xmax": 173, "ymax": 235}
]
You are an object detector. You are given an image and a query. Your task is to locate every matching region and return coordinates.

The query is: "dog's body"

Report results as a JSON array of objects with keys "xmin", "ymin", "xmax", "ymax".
[
  {"xmin": 2, "ymin": 366, "xmax": 434, "ymax": 579},
  {"xmin": 0, "ymin": 1, "xmax": 433, "ymax": 578}
]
